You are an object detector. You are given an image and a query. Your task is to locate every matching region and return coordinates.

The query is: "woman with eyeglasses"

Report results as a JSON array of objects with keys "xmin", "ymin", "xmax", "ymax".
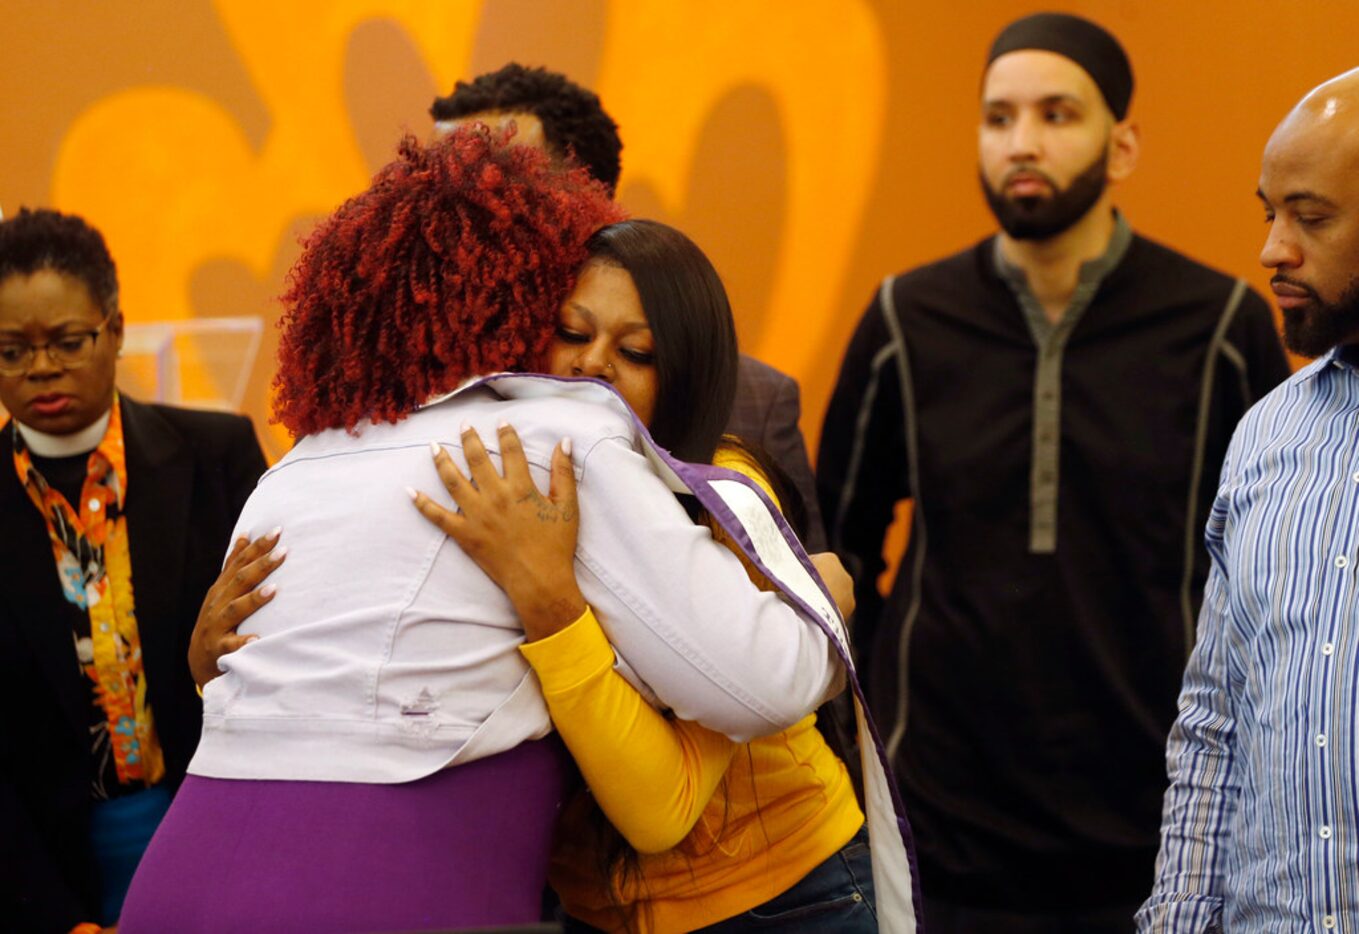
[{"xmin": 0, "ymin": 208, "xmax": 267, "ymax": 934}]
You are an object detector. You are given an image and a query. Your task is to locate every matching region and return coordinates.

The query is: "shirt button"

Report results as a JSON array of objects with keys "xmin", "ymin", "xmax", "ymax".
[
  {"xmin": 1353, "ymin": 471, "xmax": 1359, "ymax": 482},
  {"xmin": 88, "ymin": 498, "xmax": 102, "ymax": 512},
  {"xmin": 1324, "ymin": 643, "xmax": 1336, "ymax": 656},
  {"xmin": 1324, "ymin": 915, "xmax": 1337, "ymax": 929},
  {"xmin": 1337, "ymin": 555, "xmax": 1349, "ymax": 569},
  {"xmin": 1318, "ymin": 734, "xmax": 1328, "ymax": 748},
  {"xmin": 1320, "ymin": 825, "xmax": 1333, "ymax": 839},
  {"xmin": 100, "ymin": 624, "xmax": 110, "ymax": 633}
]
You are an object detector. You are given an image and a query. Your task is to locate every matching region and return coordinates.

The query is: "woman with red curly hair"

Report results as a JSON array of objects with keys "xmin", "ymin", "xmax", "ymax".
[{"xmin": 119, "ymin": 130, "xmax": 847, "ymax": 932}]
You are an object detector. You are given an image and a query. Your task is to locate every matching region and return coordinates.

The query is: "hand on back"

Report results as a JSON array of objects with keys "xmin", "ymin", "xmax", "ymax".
[
  {"xmin": 410, "ymin": 423, "xmax": 587, "ymax": 641},
  {"xmin": 188, "ymin": 530, "xmax": 286, "ymax": 688}
]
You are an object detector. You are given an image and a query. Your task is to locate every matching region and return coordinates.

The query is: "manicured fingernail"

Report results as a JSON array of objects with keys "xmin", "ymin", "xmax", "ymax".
[
  {"xmin": 269, "ymin": 545, "xmax": 288, "ymax": 561},
  {"xmin": 245, "ymin": 634, "xmax": 259, "ymax": 644},
  {"xmin": 560, "ymin": 437, "xmax": 573, "ymax": 456},
  {"xmin": 497, "ymin": 419, "xmax": 509, "ymax": 430},
  {"xmin": 460, "ymin": 421, "xmax": 471, "ymax": 435},
  {"xmin": 429, "ymin": 441, "xmax": 441, "ymax": 457},
  {"xmin": 406, "ymin": 485, "xmax": 419, "ymax": 501},
  {"xmin": 259, "ymin": 583, "xmax": 276, "ymax": 599},
  {"xmin": 268, "ymin": 526, "xmax": 282, "ymax": 540}
]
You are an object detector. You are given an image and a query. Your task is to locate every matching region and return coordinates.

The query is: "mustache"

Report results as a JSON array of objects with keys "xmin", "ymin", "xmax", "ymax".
[
  {"xmin": 1271, "ymin": 275, "xmax": 1320, "ymax": 300},
  {"xmin": 1002, "ymin": 166, "xmax": 1058, "ymax": 189}
]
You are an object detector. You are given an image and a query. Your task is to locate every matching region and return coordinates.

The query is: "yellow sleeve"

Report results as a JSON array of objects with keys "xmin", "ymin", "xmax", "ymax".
[
  {"xmin": 520, "ymin": 607, "xmax": 737, "ymax": 854},
  {"xmin": 712, "ymin": 441, "xmax": 780, "ymax": 505},
  {"xmin": 518, "ymin": 445, "xmax": 780, "ymax": 854}
]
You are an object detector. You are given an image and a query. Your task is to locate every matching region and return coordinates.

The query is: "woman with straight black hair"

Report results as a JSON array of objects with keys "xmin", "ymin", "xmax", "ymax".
[
  {"xmin": 124, "ymin": 135, "xmax": 848, "ymax": 934},
  {"xmin": 577, "ymin": 219, "xmax": 738, "ymax": 464},
  {"xmin": 194, "ymin": 217, "xmax": 899, "ymax": 932},
  {"xmin": 422, "ymin": 218, "xmax": 878, "ymax": 933}
]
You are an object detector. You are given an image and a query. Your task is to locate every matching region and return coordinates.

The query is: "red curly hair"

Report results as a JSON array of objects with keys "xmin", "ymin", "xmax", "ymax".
[{"xmin": 273, "ymin": 127, "xmax": 623, "ymax": 435}]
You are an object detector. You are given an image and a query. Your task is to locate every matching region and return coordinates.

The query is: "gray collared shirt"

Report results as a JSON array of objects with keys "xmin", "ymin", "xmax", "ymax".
[{"xmin": 993, "ymin": 213, "xmax": 1134, "ymax": 552}]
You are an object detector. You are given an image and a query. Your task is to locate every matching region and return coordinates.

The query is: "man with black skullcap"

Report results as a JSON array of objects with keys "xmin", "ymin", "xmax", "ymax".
[{"xmin": 818, "ymin": 13, "xmax": 1289, "ymax": 930}]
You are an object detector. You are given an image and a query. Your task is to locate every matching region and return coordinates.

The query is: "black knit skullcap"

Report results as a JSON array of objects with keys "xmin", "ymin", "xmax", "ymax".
[{"xmin": 986, "ymin": 12, "xmax": 1134, "ymax": 119}]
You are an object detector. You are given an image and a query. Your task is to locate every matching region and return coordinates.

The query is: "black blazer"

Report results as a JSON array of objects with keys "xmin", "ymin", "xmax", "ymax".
[
  {"xmin": 726, "ymin": 355, "xmax": 826, "ymax": 552},
  {"xmin": 0, "ymin": 397, "xmax": 266, "ymax": 932}
]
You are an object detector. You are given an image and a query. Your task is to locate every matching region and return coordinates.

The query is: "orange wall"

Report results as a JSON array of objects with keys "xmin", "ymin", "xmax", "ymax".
[{"xmin": 3, "ymin": 1, "xmax": 1354, "ymax": 461}]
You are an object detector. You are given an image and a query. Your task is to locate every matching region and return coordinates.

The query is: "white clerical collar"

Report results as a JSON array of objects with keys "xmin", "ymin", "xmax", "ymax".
[{"xmin": 14, "ymin": 408, "xmax": 112, "ymax": 458}]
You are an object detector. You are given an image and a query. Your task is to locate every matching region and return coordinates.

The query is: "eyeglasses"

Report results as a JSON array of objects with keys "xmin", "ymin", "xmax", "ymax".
[{"xmin": 0, "ymin": 309, "xmax": 117, "ymax": 377}]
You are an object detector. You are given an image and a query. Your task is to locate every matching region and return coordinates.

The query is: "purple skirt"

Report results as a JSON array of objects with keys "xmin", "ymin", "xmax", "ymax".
[{"xmin": 119, "ymin": 738, "xmax": 569, "ymax": 933}]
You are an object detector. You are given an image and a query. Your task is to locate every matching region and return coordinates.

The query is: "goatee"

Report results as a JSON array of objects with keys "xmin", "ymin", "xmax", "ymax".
[
  {"xmin": 1280, "ymin": 273, "xmax": 1359, "ymax": 357},
  {"xmin": 982, "ymin": 150, "xmax": 1109, "ymax": 241}
]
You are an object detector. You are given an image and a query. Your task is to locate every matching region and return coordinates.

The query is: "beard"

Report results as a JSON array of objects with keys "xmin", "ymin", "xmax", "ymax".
[
  {"xmin": 1279, "ymin": 273, "xmax": 1359, "ymax": 357},
  {"xmin": 981, "ymin": 149, "xmax": 1109, "ymax": 241}
]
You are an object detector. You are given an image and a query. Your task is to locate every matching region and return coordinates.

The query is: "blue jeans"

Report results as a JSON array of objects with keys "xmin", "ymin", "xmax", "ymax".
[
  {"xmin": 89, "ymin": 783, "xmax": 172, "ymax": 923},
  {"xmin": 694, "ymin": 825, "xmax": 877, "ymax": 933}
]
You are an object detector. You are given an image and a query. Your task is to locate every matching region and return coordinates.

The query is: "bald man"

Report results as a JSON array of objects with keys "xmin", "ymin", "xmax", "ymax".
[{"xmin": 1139, "ymin": 68, "xmax": 1359, "ymax": 932}]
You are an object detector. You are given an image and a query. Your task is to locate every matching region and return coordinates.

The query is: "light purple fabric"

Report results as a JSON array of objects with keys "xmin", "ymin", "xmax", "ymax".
[
  {"xmin": 195, "ymin": 378, "xmax": 841, "ymax": 784},
  {"xmin": 119, "ymin": 738, "xmax": 568, "ymax": 933}
]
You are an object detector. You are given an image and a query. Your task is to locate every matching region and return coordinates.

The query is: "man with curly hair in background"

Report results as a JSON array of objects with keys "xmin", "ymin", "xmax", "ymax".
[{"xmin": 432, "ymin": 63, "xmax": 829, "ymax": 550}]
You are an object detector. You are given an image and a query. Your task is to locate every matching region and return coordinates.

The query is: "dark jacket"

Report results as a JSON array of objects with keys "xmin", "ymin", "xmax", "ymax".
[
  {"xmin": 818, "ymin": 233, "xmax": 1292, "ymax": 907},
  {"xmin": 727, "ymin": 355, "xmax": 826, "ymax": 552},
  {"xmin": 0, "ymin": 397, "xmax": 266, "ymax": 932}
]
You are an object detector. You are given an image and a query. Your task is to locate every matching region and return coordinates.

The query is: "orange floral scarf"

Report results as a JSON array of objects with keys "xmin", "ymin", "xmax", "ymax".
[{"xmin": 11, "ymin": 397, "xmax": 164, "ymax": 786}]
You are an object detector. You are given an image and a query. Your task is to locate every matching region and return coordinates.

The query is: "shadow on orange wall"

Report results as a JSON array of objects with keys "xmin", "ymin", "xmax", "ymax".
[{"xmin": 3, "ymin": 0, "xmax": 1350, "ymax": 578}]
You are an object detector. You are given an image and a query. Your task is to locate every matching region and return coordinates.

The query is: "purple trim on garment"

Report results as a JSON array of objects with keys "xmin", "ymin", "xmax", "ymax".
[
  {"xmin": 652, "ymin": 441, "xmax": 924, "ymax": 921},
  {"xmin": 474, "ymin": 372, "xmax": 924, "ymax": 924},
  {"xmin": 679, "ymin": 457, "xmax": 840, "ymax": 606}
]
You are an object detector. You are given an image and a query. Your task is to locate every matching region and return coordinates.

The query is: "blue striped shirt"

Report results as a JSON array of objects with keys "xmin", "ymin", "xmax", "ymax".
[{"xmin": 1138, "ymin": 346, "xmax": 1359, "ymax": 932}]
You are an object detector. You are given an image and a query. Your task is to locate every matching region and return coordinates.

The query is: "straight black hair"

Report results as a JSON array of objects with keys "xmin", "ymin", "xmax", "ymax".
[{"xmin": 583, "ymin": 220, "xmax": 738, "ymax": 465}]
